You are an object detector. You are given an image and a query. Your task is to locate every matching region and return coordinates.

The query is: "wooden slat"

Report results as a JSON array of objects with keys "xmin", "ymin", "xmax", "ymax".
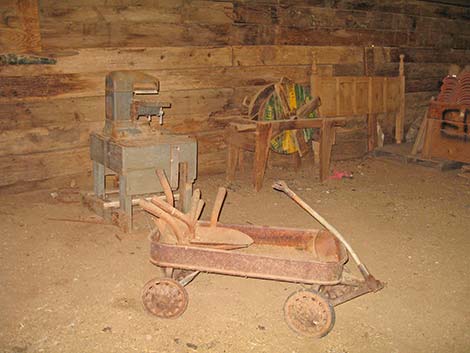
[
  {"xmin": 0, "ymin": 129, "xmax": 228, "ymax": 189},
  {"xmin": 0, "ymin": 122, "xmax": 101, "ymax": 156},
  {"xmin": 0, "ymin": 147, "xmax": 91, "ymax": 187},
  {"xmin": 0, "ymin": 47, "xmax": 233, "ymax": 75},
  {"xmin": 338, "ymin": 79, "xmax": 354, "ymax": 116},
  {"xmin": 0, "ymin": 88, "xmax": 236, "ymax": 131},
  {"xmin": 390, "ymin": 47, "xmax": 470, "ymax": 64},
  {"xmin": 39, "ymin": 5, "xmax": 182, "ymax": 24},
  {"xmin": 370, "ymin": 77, "xmax": 384, "ymax": 113},
  {"xmin": 39, "ymin": 2, "xmax": 233, "ymax": 25},
  {"xmin": 386, "ymin": 79, "xmax": 401, "ymax": 111},
  {"xmin": 276, "ymin": 26, "xmax": 411, "ymax": 47},
  {"xmin": 316, "ymin": 78, "xmax": 337, "ymax": 116},
  {"xmin": 0, "ymin": 97, "xmax": 103, "ymax": 131},
  {"xmin": 356, "ymin": 79, "xmax": 369, "ymax": 115},
  {"xmin": 0, "ymin": 65, "xmax": 310, "ymax": 103},
  {"xmin": 39, "ymin": 0, "xmax": 184, "ymax": 7},
  {"xmin": 233, "ymin": 45, "xmax": 364, "ymax": 66},
  {"xmin": 39, "ymin": 21, "xmax": 235, "ymax": 49}
]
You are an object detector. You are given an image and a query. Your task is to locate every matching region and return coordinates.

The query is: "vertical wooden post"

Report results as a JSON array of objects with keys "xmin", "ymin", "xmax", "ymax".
[
  {"xmin": 395, "ymin": 54, "xmax": 405, "ymax": 144},
  {"xmin": 335, "ymin": 77, "xmax": 340, "ymax": 116},
  {"xmin": 352, "ymin": 77, "xmax": 358, "ymax": 115},
  {"xmin": 365, "ymin": 46, "xmax": 378, "ymax": 152},
  {"xmin": 367, "ymin": 77, "xmax": 377, "ymax": 152},
  {"xmin": 310, "ymin": 50, "xmax": 318, "ymax": 97}
]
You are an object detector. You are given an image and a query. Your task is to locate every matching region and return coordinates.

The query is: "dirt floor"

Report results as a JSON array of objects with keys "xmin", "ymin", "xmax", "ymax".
[{"xmin": 1, "ymin": 155, "xmax": 469, "ymax": 353}]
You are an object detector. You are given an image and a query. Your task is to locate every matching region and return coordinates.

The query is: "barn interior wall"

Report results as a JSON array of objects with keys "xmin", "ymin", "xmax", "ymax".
[{"xmin": 0, "ymin": 0, "xmax": 469, "ymax": 192}]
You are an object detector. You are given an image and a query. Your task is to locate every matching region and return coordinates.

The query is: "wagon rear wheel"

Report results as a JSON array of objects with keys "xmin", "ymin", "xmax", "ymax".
[
  {"xmin": 142, "ymin": 277, "xmax": 188, "ymax": 319},
  {"xmin": 284, "ymin": 289, "xmax": 335, "ymax": 338}
]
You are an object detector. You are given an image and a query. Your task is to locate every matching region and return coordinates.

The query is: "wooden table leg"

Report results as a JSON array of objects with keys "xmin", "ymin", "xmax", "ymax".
[
  {"xmin": 226, "ymin": 143, "xmax": 239, "ymax": 183},
  {"xmin": 119, "ymin": 174, "xmax": 132, "ymax": 232},
  {"xmin": 93, "ymin": 161, "xmax": 105, "ymax": 198},
  {"xmin": 319, "ymin": 120, "xmax": 335, "ymax": 182},
  {"xmin": 253, "ymin": 123, "xmax": 273, "ymax": 191}
]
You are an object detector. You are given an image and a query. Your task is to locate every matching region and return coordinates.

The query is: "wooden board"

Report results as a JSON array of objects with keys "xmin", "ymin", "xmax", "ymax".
[
  {"xmin": 0, "ymin": 47, "xmax": 233, "ymax": 76},
  {"xmin": 0, "ymin": 0, "xmax": 42, "ymax": 53},
  {"xmin": 314, "ymin": 76, "xmax": 402, "ymax": 116},
  {"xmin": 0, "ymin": 66, "xmax": 310, "ymax": 103},
  {"xmin": 0, "ymin": 88, "xmax": 235, "ymax": 128},
  {"xmin": 232, "ymin": 45, "xmax": 363, "ymax": 66}
]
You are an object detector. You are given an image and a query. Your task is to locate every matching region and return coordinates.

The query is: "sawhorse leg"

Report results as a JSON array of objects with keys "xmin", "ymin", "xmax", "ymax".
[
  {"xmin": 226, "ymin": 143, "xmax": 239, "ymax": 183},
  {"xmin": 253, "ymin": 123, "xmax": 273, "ymax": 191},
  {"xmin": 319, "ymin": 120, "xmax": 335, "ymax": 182}
]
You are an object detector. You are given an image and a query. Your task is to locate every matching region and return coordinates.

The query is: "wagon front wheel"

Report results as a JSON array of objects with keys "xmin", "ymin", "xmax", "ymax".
[
  {"xmin": 142, "ymin": 277, "xmax": 188, "ymax": 319},
  {"xmin": 284, "ymin": 289, "xmax": 335, "ymax": 338}
]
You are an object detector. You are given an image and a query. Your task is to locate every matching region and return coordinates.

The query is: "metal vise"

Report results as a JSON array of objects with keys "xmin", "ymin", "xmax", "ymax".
[{"xmin": 103, "ymin": 71, "xmax": 171, "ymax": 139}]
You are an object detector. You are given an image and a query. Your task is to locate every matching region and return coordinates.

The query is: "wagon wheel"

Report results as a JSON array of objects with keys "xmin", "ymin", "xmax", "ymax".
[
  {"xmin": 142, "ymin": 277, "xmax": 188, "ymax": 319},
  {"xmin": 284, "ymin": 289, "xmax": 335, "ymax": 338}
]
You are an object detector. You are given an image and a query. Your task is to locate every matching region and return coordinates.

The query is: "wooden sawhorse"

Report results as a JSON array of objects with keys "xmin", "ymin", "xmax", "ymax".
[{"xmin": 225, "ymin": 117, "xmax": 346, "ymax": 191}]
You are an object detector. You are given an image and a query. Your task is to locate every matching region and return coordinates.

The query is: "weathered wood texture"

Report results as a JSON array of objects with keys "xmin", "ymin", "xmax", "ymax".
[
  {"xmin": 0, "ymin": 0, "xmax": 42, "ymax": 53},
  {"xmin": 0, "ymin": 0, "xmax": 469, "ymax": 192}
]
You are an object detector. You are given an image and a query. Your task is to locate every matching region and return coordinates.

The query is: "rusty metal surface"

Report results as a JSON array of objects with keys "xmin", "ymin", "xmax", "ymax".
[
  {"xmin": 197, "ymin": 222, "xmax": 347, "ymax": 262},
  {"xmin": 284, "ymin": 290, "xmax": 335, "ymax": 338},
  {"xmin": 150, "ymin": 242, "xmax": 345, "ymax": 285},
  {"xmin": 141, "ymin": 277, "xmax": 188, "ymax": 319},
  {"xmin": 200, "ymin": 221, "xmax": 318, "ymax": 247},
  {"xmin": 326, "ymin": 280, "xmax": 383, "ymax": 307}
]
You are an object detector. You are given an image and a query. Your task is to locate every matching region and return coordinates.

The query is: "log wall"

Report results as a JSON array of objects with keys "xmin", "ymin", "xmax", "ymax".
[{"xmin": 0, "ymin": 0, "xmax": 469, "ymax": 193}]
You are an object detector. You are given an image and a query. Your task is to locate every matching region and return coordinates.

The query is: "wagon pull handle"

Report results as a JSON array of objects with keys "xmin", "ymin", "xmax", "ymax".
[{"xmin": 273, "ymin": 180, "xmax": 381, "ymax": 291}]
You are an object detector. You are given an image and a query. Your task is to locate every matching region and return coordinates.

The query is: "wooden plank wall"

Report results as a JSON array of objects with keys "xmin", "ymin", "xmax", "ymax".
[{"xmin": 0, "ymin": 0, "xmax": 469, "ymax": 193}]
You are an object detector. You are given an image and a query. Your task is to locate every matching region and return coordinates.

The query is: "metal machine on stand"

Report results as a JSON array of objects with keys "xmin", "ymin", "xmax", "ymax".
[{"xmin": 84, "ymin": 71, "xmax": 197, "ymax": 232}]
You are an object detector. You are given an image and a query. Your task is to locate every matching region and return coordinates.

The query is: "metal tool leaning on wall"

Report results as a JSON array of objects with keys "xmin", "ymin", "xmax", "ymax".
[{"xmin": 85, "ymin": 71, "xmax": 197, "ymax": 232}]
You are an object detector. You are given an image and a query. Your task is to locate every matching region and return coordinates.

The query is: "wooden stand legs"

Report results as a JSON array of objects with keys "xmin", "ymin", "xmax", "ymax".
[
  {"xmin": 319, "ymin": 120, "xmax": 335, "ymax": 182},
  {"xmin": 226, "ymin": 120, "xmax": 339, "ymax": 190},
  {"xmin": 253, "ymin": 124, "xmax": 273, "ymax": 191},
  {"xmin": 226, "ymin": 143, "xmax": 239, "ymax": 183}
]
